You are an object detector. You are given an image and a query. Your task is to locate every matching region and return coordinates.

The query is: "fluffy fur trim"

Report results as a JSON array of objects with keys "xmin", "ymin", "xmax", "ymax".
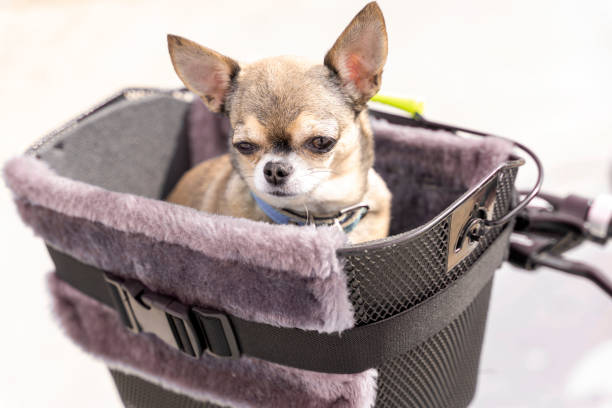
[
  {"xmin": 4, "ymin": 156, "xmax": 354, "ymax": 333},
  {"xmin": 49, "ymin": 274, "xmax": 378, "ymax": 408}
]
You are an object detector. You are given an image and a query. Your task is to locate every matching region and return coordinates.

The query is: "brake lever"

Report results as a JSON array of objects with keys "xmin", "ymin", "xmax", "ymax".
[
  {"xmin": 531, "ymin": 252, "xmax": 612, "ymax": 298},
  {"xmin": 509, "ymin": 192, "xmax": 612, "ymax": 299}
]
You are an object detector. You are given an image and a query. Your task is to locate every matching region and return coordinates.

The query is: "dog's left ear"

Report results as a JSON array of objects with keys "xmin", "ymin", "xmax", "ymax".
[
  {"xmin": 324, "ymin": 2, "xmax": 388, "ymax": 110},
  {"xmin": 168, "ymin": 34, "xmax": 240, "ymax": 113}
]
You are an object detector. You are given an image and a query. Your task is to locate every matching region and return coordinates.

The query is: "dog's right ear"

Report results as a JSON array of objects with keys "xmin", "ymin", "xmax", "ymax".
[{"xmin": 168, "ymin": 34, "xmax": 240, "ymax": 113}]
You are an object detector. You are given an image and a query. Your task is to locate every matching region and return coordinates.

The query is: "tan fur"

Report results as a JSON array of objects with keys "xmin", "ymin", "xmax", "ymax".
[{"xmin": 167, "ymin": 2, "xmax": 391, "ymax": 244}]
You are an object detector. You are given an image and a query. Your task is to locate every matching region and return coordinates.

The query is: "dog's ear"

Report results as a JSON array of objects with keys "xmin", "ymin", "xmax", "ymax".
[
  {"xmin": 324, "ymin": 2, "xmax": 388, "ymax": 109},
  {"xmin": 168, "ymin": 34, "xmax": 240, "ymax": 113}
]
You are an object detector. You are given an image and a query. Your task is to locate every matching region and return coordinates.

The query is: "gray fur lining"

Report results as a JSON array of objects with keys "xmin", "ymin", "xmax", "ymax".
[{"xmin": 4, "ymin": 156, "xmax": 353, "ymax": 333}]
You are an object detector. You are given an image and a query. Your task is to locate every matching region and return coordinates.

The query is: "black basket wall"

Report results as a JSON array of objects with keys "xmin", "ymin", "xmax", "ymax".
[{"xmin": 5, "ymin": 88, "xmax": 521, "ymax": 408}]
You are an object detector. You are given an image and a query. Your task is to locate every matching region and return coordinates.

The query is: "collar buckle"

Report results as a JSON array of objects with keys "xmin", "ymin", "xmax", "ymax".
[{"xmin": 339, "ymin": 202, "xmax": 370, "ymax": 217}]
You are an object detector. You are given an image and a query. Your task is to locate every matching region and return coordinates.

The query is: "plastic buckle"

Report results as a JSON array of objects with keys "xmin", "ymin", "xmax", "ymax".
[
  {"xmin": 192, "ymin": 307, "xmax": 240, "ymax": 359},
  {"xmin": 103, "ymin": 273, "xmax": 241, "ymax": 358},
  {"xmin": 104, "ymin": 273, "xmax": 203, "ymax": 358}
]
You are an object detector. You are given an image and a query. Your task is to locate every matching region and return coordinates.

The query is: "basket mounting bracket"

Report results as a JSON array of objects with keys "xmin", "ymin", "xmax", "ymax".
[{"xmin": 447, "ymin": 175, "xmax": 499, "ymax": 271}]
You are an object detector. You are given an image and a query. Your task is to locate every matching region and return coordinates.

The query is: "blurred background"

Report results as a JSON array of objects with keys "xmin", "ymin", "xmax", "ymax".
[{"xmin": 1, "ymin": 0, "xmax": 611, "ymax": 407}]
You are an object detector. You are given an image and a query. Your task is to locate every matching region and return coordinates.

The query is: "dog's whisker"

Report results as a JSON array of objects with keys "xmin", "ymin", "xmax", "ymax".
[{"xmin": 304, "ymin": 169, "xmax": 336, "ymax": 176}]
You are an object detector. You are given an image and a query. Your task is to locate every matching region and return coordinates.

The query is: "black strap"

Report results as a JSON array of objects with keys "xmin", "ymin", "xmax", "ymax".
[{"xmin": 49, "ymin": 226, "xmax": 510, "ymax": 374}]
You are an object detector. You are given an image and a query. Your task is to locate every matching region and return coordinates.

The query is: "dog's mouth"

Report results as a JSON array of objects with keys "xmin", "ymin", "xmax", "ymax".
[{"xmin": 268, "ymin": 190, "xmax": 296, "ymax": 197}]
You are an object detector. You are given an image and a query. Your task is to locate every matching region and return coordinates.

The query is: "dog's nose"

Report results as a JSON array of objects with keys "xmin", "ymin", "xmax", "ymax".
[{"xmin": 263, "ymin": 161, "xmax": 293, "ymax": 185}]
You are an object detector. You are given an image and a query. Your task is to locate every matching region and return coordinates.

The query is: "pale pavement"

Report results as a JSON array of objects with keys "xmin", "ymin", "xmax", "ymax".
[{"xmin": 1, "ymin": 1, "xmax": 611, "ymax": 407}]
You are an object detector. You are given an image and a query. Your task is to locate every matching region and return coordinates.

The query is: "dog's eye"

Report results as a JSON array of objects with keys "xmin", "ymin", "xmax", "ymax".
[
  {"xmin": 234, "ymin": 141, "xmax": 259, "ymax": 155},
  {"xmin": 306, "ymin": 136, "xmax": 336, "ymax": 153}
]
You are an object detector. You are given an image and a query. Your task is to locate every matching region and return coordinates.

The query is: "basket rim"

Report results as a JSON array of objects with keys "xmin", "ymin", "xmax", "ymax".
[
  {"xmin": 338, "ymin": 158, "xmax": 523, "ymax": 254},
  {"xmin": 25, "ymin": 86, "xmax": 526, "ymax": 254}
]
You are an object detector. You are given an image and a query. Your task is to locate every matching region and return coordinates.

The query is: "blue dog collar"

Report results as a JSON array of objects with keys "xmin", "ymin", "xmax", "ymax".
[
  {"xmin": 251, "ymin": 193, "xmax": 368, "ymax": 233},
  {"xmin": 252, "ymin": 193, "xmax": 299, "ymax": 225}
]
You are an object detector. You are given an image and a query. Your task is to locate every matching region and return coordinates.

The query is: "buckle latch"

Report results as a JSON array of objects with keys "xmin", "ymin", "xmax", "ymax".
[
  {"xmin": 193, "ymin": 307, "xmax": 241, "ymax": 358},
  {"xmin": 103, "ymin": 273, "xmax": 240, "ymax": 358}
]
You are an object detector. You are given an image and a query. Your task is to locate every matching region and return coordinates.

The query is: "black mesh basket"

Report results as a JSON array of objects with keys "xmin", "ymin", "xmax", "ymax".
[{"xmin": 17, "ymin": 88, "xmax": 541, "ymax": 408}]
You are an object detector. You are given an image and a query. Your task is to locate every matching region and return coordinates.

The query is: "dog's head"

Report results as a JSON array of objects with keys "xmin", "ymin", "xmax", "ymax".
[{"xmin": 168, "ymin": 2, "xmax": 387, "ymax": 214}]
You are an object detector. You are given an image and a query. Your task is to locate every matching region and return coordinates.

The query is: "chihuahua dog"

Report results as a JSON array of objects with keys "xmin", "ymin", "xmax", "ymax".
[{"xmin": 167, "ymin": 2, "xmax": 391, "ymax": 244}]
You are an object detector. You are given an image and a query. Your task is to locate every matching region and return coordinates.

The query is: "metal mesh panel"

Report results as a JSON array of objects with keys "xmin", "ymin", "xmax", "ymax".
[
  {"xmin": 345, "ymin": 219, "xmax": 450, "ymax": 325},
  {"xmin": 345, "ymin": 167, "xmax": 517, "ymax": 327},
  {"xmin": 343, "ymin": 166, "xmax": 517, "ymax": 408},
  {"xmin": 375, "ymin": 280, "xmax": 492, "ymax": 408},
  {"xmin": 493, "ymin": 167, "xmax": 518, "ymax": 221},
  {"xmin": 110, "ymin": 370, "xmax": 226, "ymax": 408}
]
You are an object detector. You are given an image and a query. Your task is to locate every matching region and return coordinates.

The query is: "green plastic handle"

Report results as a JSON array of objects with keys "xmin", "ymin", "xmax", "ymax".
[{"xmin": 370, "ymin": 94, "xmax": 424, "ymax": 116}]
